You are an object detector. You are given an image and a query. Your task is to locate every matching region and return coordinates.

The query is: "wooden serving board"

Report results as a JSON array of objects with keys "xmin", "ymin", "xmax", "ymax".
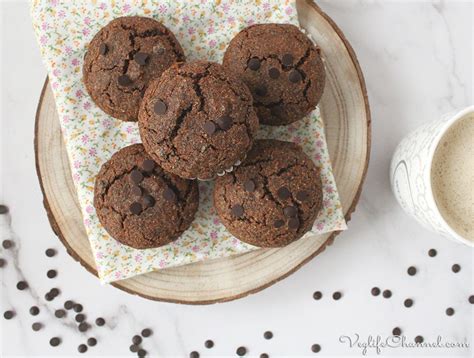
[{"xmin": 35, "ymin": 0, "xmax": 370, "ymax": 304}]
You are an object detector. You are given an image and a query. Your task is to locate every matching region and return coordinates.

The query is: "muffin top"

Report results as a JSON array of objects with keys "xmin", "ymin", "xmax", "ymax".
[
  {"xmin": 223, "ymin": 23, "xmax": 325, "ymax": 126},
  {"xmin": 213, "ymin": 139, "xmax": 323, "ymax": 247},
  {"xmin": 138, "ymin": 61, "xmax": 259, "ymax": 180},
  {"xmin": 94, "ymin": 144, "xmax": 199, "ymax": 249},
  {"xmin": 83, "ymin": 16, "xmax": 185, "ymax": 121}
]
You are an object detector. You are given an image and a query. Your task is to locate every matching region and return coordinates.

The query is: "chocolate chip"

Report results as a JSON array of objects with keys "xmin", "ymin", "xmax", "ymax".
[
  {"xmin": 73, "ymin": 304, "xmax": 83, "ymax": 313},
  {"xmin": 236, "ymin": 346, "xmax": 247, "ymax": 356},
  {"xmin": 260, "ymin": 354, "xmax": 269, "ymax": 358},
  {"xmin": 143, "ymin": 195, "xmax": 155, "ymax": 208},
  {"xmin": 132, "ymin": 335, "xmax": 142, "ymax": 345},
  {"xmin": 16, "ymin": 281, "xmax": 28, "ymax": 290},
  {"xmin": 55, "ymin": 309, "xmax": 66, "ymax": 318},
  {"xmin": 99, "ymin": 43, "xmax": 108, "ymax": 55},
  {"xmin": 255, "ymin": 85, "xmax": 267, "ymax": 97},
  {"xmin": 47, "ymin": 269, "xmax": 57, "ymax": 279},
  {"xmin": 311, "ymin": 343, "xmax": 321, "ymax": 353},
  {"xmin": 371, "ymin": 287, "xmax": 381, "ymax": 296},
  {"xmin": 134, "ymin": 52, "xmax": 149, "ymax": 66},
  {"xmin": 273, "ymin": 219, "xmax": 285, "ymax": 228},
  {"xmin": 78, "ymin": 344, "xmax": 88, "ymax": 353},
  {"xmin": 131, "ymin": 185, "xmax": 142, "ymax": 196},
  {"xmin": 282, "ymin": 53, "xmax": 294, "ymax": 66},
  {"xmin": 270, "ymin": 105, "xmax": 283, "ymax": 117},
  {"xmin": 231, "ymin": 204, "xmax": 244, "ymax": 218},
  {"xmin": 469, "ymin": 295, "xmax": 474, "ymax": 304},
  {"xmin": 289, "ymin": 70, "xmax": 303, "ymax": 83},
  {"xmin": 277, "ymin": 187, "xmax": 291, "ymax": 200},
  {"xmin": 50, "ymin": 337, "xmax": 61, "ymax": 347},
  {"xmin": 288, "ymin": 218, "xmax": 300, "ymax": 230},
  {"xmin": 118, "ymin": 74, "xmax": 132, "ymax": 86},
  {"xmin": 383, "ymin": 290, "xmax": 392, "ymax": 298},
  {"xmin": 163, "ymin": 187, "xmax": 177, "ymax": 202},
  {"xmin": 50, "ymin": 288, "xmax": 60, "ymax": 297},
  {"xmin": 95, "ymin": 317, "xmax": 106, "ymax": 326},
  {"xmin": 404, "ymin": 299, "xmax": 413, "ymax": 308},
  {"xmin": 313, "ymin": 291, "xmax": 322, "ymax": 300},
  {"xmin": 332, "ymin": 291, "xmax": 342, "ymax": 300},
  {"xmin": 268, "ymin": 67, "xmax": 280, "ymax": 79},
  {"xmin": 141, "ymin": 328, "xmax": 152, "ymax": 337},
  {"xmin": 204, "ymin": 339, "xmax": 214, "ymax": 348},
  {"xmin": 45, "ymin": 293, "xmax": 54, "ymax": 301},
  {"xmin": 2, "ymin": 240, "xmax": 13, "ymax": 249},
  {"xmin": 407, "ymin": 266, "xmax": 417, "ymax": 276},
  {"xmin": 263, "ymin": 331, "xmax": 273, "ymax": 340},
  {"xmin": 29, "ymin": 306, "xmax": 40, "ymax": 316},
  {"xmin": 428, "ymin": 248, "xmax": 437, "ymax": 257},
  {"xmin": 392, "ymin": 327, "xmax": 402, "ymax": 336},
  {"xmin": 130, "ymin": 202, "xmax": 143, "ymax": 215},
  {"xmin": 87, "ymin": 337, "xmax": 97, "ymax": 346},
  {"xmin": 32, "ymin": 322, "xmax": 42, "ymax": 331},
  {"xmin": 244, "ymin": 180, "xmax": 256, "ymax": 193},
  {"xmin": 203, "ymin": 121, "xmax": 216, "ymax": 135},
  {"xmin": 75, "ymin": 313, "xmax": 86, "ymax": 322},
  {"xmin": 452, "ymin": 264, "xmax": 461, "ymax": 273},
  {"xmin": 446, "ymin": 307, "xmax": 455, "ymax": 316},
  {"xmin": 217, "ymin": 115, "xmax": 233, "ymax": 130},
  {"xmin": 130, "ymin": 345, "xmax": 139, "ymax": 353},
  {"xmin": 0, "ymin": 205, "xmax": 9, "ymax": 214},
  {"xmin": 248, "ymin": 58, "xmax": 261, "ymax": 71},
  {"xmin": 296, "ymin": 191, "xmax": 310, "ymax": 202},
  {"xmin": 45, "ymin": 248, "xmax": 56, "ymax": 257},
  {"xmin": 154, "ymin": 100, "xmax": 167, "ymax": 114},
  {"xmin": 78, "ymin": 322, "xmax": 89, "ymax": 332},
  {"xmin": 142, "ymin": 159, "xmax": 156, "ymax": 173},
  {"xmin": 130, "ymin": 170, "xmax": 144, "ymax": 184},
  {"xmin": 283, "ymin": 206, "xmax": 297, "ymax": 217},
  {"xmin": 0, "ymin": 258, "xmax": 5, "ymax": 268},
  {"xmin": 138, "ymin": 349, "xmax": 147, "ymax": 357},
  {"xmin": 64, "ymin": 300, "xmax": 74, "ymax": 310},
  {"xmin": 414, "ymin": 336, "xmax": 423, "ymax": 344},
  {"xmin": 3, "ymin": 310, "xmax": 15, "ymax": 319},
  {"xmin": 190, "ymin": 352, "xmax": 199, "ymax": 358}
]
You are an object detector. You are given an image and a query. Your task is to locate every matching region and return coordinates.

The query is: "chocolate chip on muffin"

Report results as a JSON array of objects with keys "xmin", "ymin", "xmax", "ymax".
[
  {"xmin": 223, "ymin": 24, "xmax": 325, "ymax": 126},
  {"xmin": 94, "ymin": 144, "xmax": 199, "ymax": 249},
  {"xmin": 213, "ymin": 140, "xmax": 323, "ymax": 247},
  {"xmin": 138, "ymin": 61, "xmax": 259, "ymax": 180},
  {"xmin": 83, "ymin": 16, "xmax": 185, "ymax": 121}
]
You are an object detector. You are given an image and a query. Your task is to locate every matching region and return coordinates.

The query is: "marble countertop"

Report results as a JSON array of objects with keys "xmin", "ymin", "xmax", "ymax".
[{"xmin": 1, "ymin": 1, "xmax": 472, "ymax": 357}]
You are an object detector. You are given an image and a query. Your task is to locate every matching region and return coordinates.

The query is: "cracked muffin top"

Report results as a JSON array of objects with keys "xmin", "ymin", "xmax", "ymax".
[
  {"xmin": 138, "ymin": 61, "xmax": 259, "ymax": 180},
  {"xmin": 213, "ymin": 139, "xmax": 323, "ymax": 247},
  {"xmin": 93, "ymin": 144, "xmax": 199, "ymax": 249},
  {"xmin": 83, "ymin": 16, "xmax": 185, "ymax": 122},
  {"xmin": 223, "ymin": 24, "xmax": 325, "ymax": 126}
]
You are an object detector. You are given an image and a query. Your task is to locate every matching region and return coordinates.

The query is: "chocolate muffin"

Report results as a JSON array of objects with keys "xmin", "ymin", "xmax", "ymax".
[
  {"xmin": 138, "ymin": 61, "xmax": 259, "ymax": 180},
  {"xmin": 83, "ymin": 16, "xmax": 185, "ymax": 121},
  {"xmin": 213, "ymin": 139, "xmax": 323, "ymax": 247},
  {"xmin": 223, "ymin": 24, "xmax": 325, "ymax": 126},
  {"xmin": 94, "ymin": 144, "xmax": 199, "ymax": 249}
]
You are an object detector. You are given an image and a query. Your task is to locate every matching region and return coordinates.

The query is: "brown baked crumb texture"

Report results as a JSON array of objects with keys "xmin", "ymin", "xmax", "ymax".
[
  {"xmin": 213, "ymin": 139, "xmax": 323, "ymax": 247},
  {"xmin": 223, "ymin": 23, "xmax": 325, "ymax": 126},
  {"xmin": 138, "ymin": 61, "xmax": 259, "ymax": 180},
  {"xmin": 83, "ymin": 16, "xmax": 185, "ymax": 122},
  {"xmin": 93, "ymin": 144, "xmax": 199, "ymax": 249}
]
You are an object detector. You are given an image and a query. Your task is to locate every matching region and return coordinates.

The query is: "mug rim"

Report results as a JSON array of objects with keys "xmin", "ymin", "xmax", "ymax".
[{"xmin": 425, "ymin": 105, "xmax": 474, "ymax": 247}]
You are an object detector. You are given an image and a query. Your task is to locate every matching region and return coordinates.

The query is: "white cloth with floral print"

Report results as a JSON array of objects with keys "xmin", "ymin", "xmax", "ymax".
[{"xmin": 31, "ymin": 0, "xmax": 347, "ymax": 283}]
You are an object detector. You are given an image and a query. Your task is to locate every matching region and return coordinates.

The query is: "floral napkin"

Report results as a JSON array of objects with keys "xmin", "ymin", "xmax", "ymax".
[{"xmin": 31, "ymin": 0, "xmax": 347, "ymax": 283}]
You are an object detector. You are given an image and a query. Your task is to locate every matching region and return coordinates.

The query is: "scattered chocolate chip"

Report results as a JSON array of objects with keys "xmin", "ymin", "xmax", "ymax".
[
  {"xmin": 45, "ymin": 293, "xmax": 54, "ymax": 301},
  {"xmin": 16, "ymin": 281, "xmax": 28, "ymax": 290},
  {"xmin": 50, "ymin": 288, "xmax": 60, "ymax": 297},
  {"xmin": 289, "ymin": 70, "xmax": 303, "ymax": 83},
  {"xmin": 0, "ymin": 205, "xmax": 9, "ymax": 214},
  {"xmin": 248, "ymin": 58, "xmax": 261, "ymax": 71},
  {"xmin": 95, "ymin": 317, "xmax": 106, "ymax": 326},
  {"xmin": 130, "ymin": 344, "xmax": 139, "ymax": 353},
  {"xmin": 231, "ymin": 204, "xmax": 244, "ymax": 218},
  {"xmin": 283, "ymin": 206, "xmax": 297, "ymax": 218},
  {"xmin": 45, "ymin": 248, "xmax": 56, "ymax": 257},
  {"xmin": 78, "ymin": 344, "xmax": 88, "ymax": 353},
  {"xmin": 469, "ymin": 295, "xmax": 474, "ymax": 304},
  {"xmin": 392, "ymin": 327, "xmax": 402, "ymax": 336},
  {"xmin": 32, "ymin": 322, "xmax": 43, "ymax": 331},
  {"xmin": 414, "ymin": 336, "xmax": 424, "ymax": 344},
  {"xmin": 75, "ymin": 313, "xmax": 86, "ymax": 323},
  {"xmin": 190, "ymin": 352, "xmax": 199, "ymax": 358},
  {"xmin": 296, "ymin": 191, "xmax": 309, "ymax": 202},
  {"xmin": 3, "ymin": 310, "xmax": 15, "ymax": 320},
  {"xmin": 73, "ymin": 304, "xmax": 83, "ymax": 313},
  {"xmin": 64, "ymin": 300, "xmax": 74, "ymax": 310},
  {"xmin": 163, "ymin": 187, "xmax": 177, "ymax": 202},
  {"xmin": 203, "ymin": 121, "xmax": 216, "ymax": 135},
  {"xmin": 446, "ymin": 307, "xmax": 455, "ymax": 316},
  {"xmin": 142, "ymin": 159, "xmax": 156, "ymax": 173},
  {"xmin": 204, "ymin": 339, "xmax": 214, "ymax": 348},
  {"xmin": 260, "ymin": 354, "xmax": 269, "ymax": 358},
  {"xmin": 78, "ymin": 322, "xmax": 89, "ymax": 332},
  {"xmin": 130, "ymin": 185, "xmax": 142, "ymax": 197},
  {"xmin": 311, "ymin": 343, "xmax": 321, "ymax": 353},
  {"xmin": 0, "ymin": 258, "xmax": 5, "ymax": 268},
  {"xmin": 263, "ymin": 331, "xmax": 273, "ymax": 340},
  {"xmin": 244, "ymin": 180, "xmax": 256, "ymax": 193},
  {"xmin": 236, "ymin": 346, "xmax": 247, "ymax": 356},
  {"xmin": 268, "ymin": 67, "xmax": 280, "ymax": 79},
  {"xmin": 143, "ymin": 195, "xmax": 155, "ymax": 208},
  {"xmin": 332, "ymin": 291, "xmax": 342, "ymax": 300},
  {"xmin": 255, "ymin": 85, "xmax": 268, "ymax": 97},
  {"xmin": 428, "ymin": 248, "xmax": 437, "ymax": 257},
  {"xmin": 383, "ymin": 290, "xmax": 392, "ymax": 298},
  {"xmin": 313, "ymin": 291, "xmax": 322, "ymax": 300},
  {"xmin": 99, "ymin": 43, "xmax": 108, "ymax": 55},
  {"xmin": 2, "ymin": 240, "xmax": 13, "ymax": 249},
  {"xmin": 141, "ymin": 328, "xmax": 152, "ymax": 337},
  {"xmin": 282, "ymin": 53, "xmax": 294, "ymax": 66},
  {"xmin": 452, "ymin": 264, "xmax": 461, "ymax": 273},
  {"xmin": 130, "ymin": 202, "xmax": 143, "ymax": 215},
  {"xmin": 132, "ymin": 335, "xmax": 142, "ymax": 345},
  {"xmin": 404, "ymin": 299, "xmax": 413, "ymax": 308},
  {"xmin": 274, "ymin": 219, "xmax": 285, "ymax": 229},
  {"xmin": 270, "ymin": 105, "xmax": 283, "ymax": 117},
  {"xmin": 277, "ymin": 187, "xmax": 291, "ymax": 200},
  {"xmin": 134, "ymin": 52, "xmax": 149, "ymax": 66},
  {"xmin": 371, "ymin": 287, "xmax": 381, "ymax": 296},
  {"xmin": 55, "ymin": 309, "xmax": 66, "ymax": 318},
  {"xmin": 288, "ymin": 218, "xmax": 300, "ymax": 230},
  {"xmin": 118, "ymin": 74, "xmax": 132, "ymax": 86},
  {"xmin": 131, "ymin": 170, "xmax": 144, "ymax": 184},
  {"xmin": 47, "ymin": 269, "xmax": 57, "ymax": 279},
  {"xmin": 29, "ymin": 306, "xmax": 40, "ymax": 316},
  {"xmin": 217, "ymin": 115, "xmax": 233, "ymax": 130},
  {"xmin": 87, "ymin": 337, "xmax": 97, "ymax": 346},
  {"xmin": 407, "ymin": 266, "xmax": 417, "ymax": 276},
  {"xmin": 154, "ymin": 100, "xmax": 167, "ymax": 114},
  {"xmin": 50, "ymin": 337, "xmax": 61, "ymax": 347},
  {"xmin": 138, "ymin": 349, "xmax": 147, "ymax": 357}
]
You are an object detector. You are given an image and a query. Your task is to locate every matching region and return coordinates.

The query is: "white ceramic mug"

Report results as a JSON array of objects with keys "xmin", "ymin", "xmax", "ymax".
[{"xmin": 390, "ymin": 106, "xmax": 474, "ymax": 247}]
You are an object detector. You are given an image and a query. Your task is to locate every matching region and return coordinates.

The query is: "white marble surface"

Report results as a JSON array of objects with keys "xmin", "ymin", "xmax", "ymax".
[{"xmin": 1, "ymin": 0, "xmax": 473, "ymax": 357}]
